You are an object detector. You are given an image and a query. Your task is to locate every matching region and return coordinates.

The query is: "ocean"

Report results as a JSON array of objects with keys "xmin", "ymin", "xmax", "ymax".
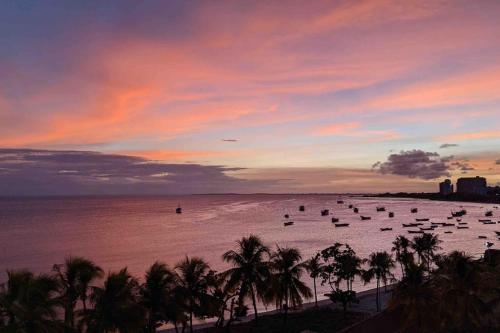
[{"xmin": 0, "ymin": 194, "xmax": 498, "ymax": 310}]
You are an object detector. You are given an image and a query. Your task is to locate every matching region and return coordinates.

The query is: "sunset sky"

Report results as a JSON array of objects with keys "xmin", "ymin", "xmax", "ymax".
[{"xmin": 1, "ymin": 0, "xmax": 500, "ymax": 195}]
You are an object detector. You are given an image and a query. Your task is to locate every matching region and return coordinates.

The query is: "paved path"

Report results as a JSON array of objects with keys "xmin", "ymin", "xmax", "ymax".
[{"xmin": 160, "ymin": 285, "xmax": 394, "ymax": 332}]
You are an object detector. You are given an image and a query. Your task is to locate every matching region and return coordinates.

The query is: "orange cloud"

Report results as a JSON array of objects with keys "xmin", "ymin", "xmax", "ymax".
[
  {"xmin": 440, "ymin": 130, "xmax": 500, "ymax": 142},
  {"xmin": 313, "ymin": 122, "xmax": 360, "ymax": 136}
]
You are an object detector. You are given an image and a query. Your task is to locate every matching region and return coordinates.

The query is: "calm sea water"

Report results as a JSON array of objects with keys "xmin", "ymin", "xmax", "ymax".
[{"xmin": 0, "ymin": 195, "xmax": 498, "ymax": 307}]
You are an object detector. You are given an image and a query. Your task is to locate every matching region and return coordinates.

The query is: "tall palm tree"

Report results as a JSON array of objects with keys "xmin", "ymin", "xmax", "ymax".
[
  {"xmin": 304, "ymin": 253, "xmax": 324, "ymax": 308},
  {"xmin": 267, "ymin": 247, "xmax": 312, "ymax": 324},
  {"xmin": 391, "ymin": 235, "xmax": 412, "ymax": 278},
  {"xmin": 362, "ymin": 251, "xmax": 395, "ymax": 312},
  {"xmin": 53, "ymin": 256, "xmax": 103, "ymax": 331},
  {"xmin": 222, "ymin": 235, "xmax": 270, "ymax": 323},
  {"xmin": 0, "ymin": 270, "xmax": 62, "ymax": 333},
  {"xmin": 388, "ymin": 261, "xmax": 438, "ymax": 332},
  {"xmin": 174, "ymin": 256, "xmax": 213, "ymax": 333},
  {"xmin": 141, "ymin": 262, "xmax": 176, "ymax": 333},
  {"xmin": 411, "ymin": 234, "xmax": 442, "ymax": 272},
  {"xmin": 82, "ymin": 268, "xmax": 145, "ymax": 333}
]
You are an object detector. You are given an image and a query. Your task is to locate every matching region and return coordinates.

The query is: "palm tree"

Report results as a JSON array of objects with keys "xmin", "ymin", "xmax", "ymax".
[
  {"xmin": 336, "ymin": 245, "xmax": 363, "ymax": 292},
  {"xmin": 304, "ymin": 253, "xmax": 323, "ymax": 308},
  {"xmin": 174, "ymin": 256, "xmax": 213, "ymax": 333},
  {"xmin": 267, "ymin": 246, "xmax": 312, "ymax": 324},
  {"xmin": 388, "ymin": 261, "xmax": 438, "ymax": 332},
  {"xmin": 434, "ymin": 251, "xmax": 499, "ymax": 331},
  {"xmin": 411, "ymin": 234, "xmax": 442, "ymax": 272},
  {"xmin": 391, "ymin": 235, "xmax": 412, "ymax": 278},
  {"xmin": 141, "ymin": 262, "xmax": 176, "ymax": 333},
  {"xmin": 77, "ymin": 260, "xmax": 104, "ymax": 313},
  {"xmin": 362, "ymin": 251, "xmax": 395, "ymax": 312},
  {"xmin": 222, "ymin": 235, "xmax": 270, "ymax": 323},
  {"xmin": 53, "ymin": 256, "xmax": 103, "ymax": 331},
  {"xmin": 0, "ymin": 270, "xmax": 62, "ymax": 332},
  {"xmin": 82, "ymin": 268, "xmax": 145, "ymax": 333}
]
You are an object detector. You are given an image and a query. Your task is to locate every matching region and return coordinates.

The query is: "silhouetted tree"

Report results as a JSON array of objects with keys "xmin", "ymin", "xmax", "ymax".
[
  {"xmin": 174, "ymin": 257, "xmax": 213, "ymax": 333},
  {"xmin": 362, "ymin": 251, "xmax": 395, "ymax": 311},
  {"xmin": 82, "ymin": 268, "xmax": 145, "ymax": 333},
  {"xmin": 222, "ymin": 235, "xmax": 270, "ymax": 324},
  {"xmin": 0, "ymin": 270, "xmax": 62, "ymax": 332},
  {"xmin": 304, "ymin": 253, "xmax": 324, "ymax": 308},
  {"xmin": 53, "ymin": 256, "xmax": 103, "ymax": 331},
  {"xmin": 267, "ymin": 246, "xmax": 312, "ymax": 325},
  {"xmin": 141, "ymin": 262, "xmax": 176, "ymax": 333}
]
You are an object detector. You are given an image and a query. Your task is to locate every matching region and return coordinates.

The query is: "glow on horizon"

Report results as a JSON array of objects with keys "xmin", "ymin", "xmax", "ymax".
[{"xmin": 0, "ymin": 0, "xmax": 499, "ymax": 193}]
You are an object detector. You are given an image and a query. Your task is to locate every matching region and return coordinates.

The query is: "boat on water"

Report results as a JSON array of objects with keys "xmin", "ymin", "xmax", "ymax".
[
  {"xmin": 456, "ymin": 218, "xmax": 462, "ymax": 222},
  {"xmin": 299, "ymin": 205, "xmax": 305, "ymax": 212},
  {"xmin": 348, "ymin": 204, "xmax": 353, "ymax": 209},
  {"xmin": 380, "ymin": 227, "xmax": 392, "ymax": 231},
  {"xmin": 458, "ymin": 222, "xmax": 468, "ymax": 225},
  {"xmin": 175, "ymin": 206, "xmax": 182, "ymax": 214},
  {"xmin": 413, "ymin": 222, "xmax": 424, "ymax": 226},
  {"xmin": 331, "ymin": 217, "xmax": 339, "ymax": 223},
  {"xmin": 485, "ymin": 211, "xmax": 493, "ymax": 217},
  {"xmin": 416, "ymin": 218, "xmax": 430, "ymax": 222},
  {"xmin": 402, "ymin": 223, "xmax": 412, "ymax": 227},
  {"xmin": 376, "ymin": 206, "xmax": 386, "ymax": 212},
  {"xmin": 284, "ymin": 221, "xmax": 294, "ymax": 226},
  {"xmin": 447, "ymin": 216, "xmax": 454, "ymax": 220},
  {"xmin": 284, "ymin": 214, "xmax": 290, "ymax": 219},
  {"xmin": 420, "ymin": 227, "xmax": 435, "ymax": 231},
  {"xmin": 411, "ymin": 208, "xmax": 418, "ymax": 213},
  {"xmin": 496, "ymin": 231, "xmax": 500, "ymax": 236},
  {"xmin": 457, "ymin": 226, "xmax": 469, "ymax": 229},
  {"xmin": 321, "ymin": 209, "xmax": 330, "ymax": 216},
  {"xmin": 479, "ymin": 219, "xmax": 492, "ymax": 222},
  {"xmin": 335, "ymin": 223, "xmax": 349, "ymax": 227},
  {"xmin": 408, "ymin": 230, "xmax": 424, "ymax": 234},
  {"xmin": 451, "ymin": 209, "xmax": 467, "ymax": 217},
  {"xmin": 443, "ymin": 223, "xmax": 455, "ymax": 227},
  {"xmin": 353, "ymin": 207, "xmax": 359, "ymax": 213},
  {"xmin": 388, "ymin": 212, "xmax": 394, "ymax": 218},
  {"xmin": 360, "ymin": 216, "xmax": 371, "ymax": 220},
  {"xmin": 444, "ymin": 231, "xmax": 453, "ymax": 234},
  {"xmin": 478, "ymin": 236, "xmax": 487, "ymax": 239},
  {"xmin": 337, "ymin": 200, "xmax": 344, "ymax": 204},
  {"xmin": 482, "ymin": 221, "xmax": 496, "ymax": 225}
]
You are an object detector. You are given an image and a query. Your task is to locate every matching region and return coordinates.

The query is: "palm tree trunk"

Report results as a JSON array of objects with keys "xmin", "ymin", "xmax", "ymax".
[
  {"xmin": 376, "ymin": 278, "xmax": 380, "ymax": 312},
  {"xmin": 250, "ymin": 287, "xmax": 259, "ymax": 324},
  {"xmin": 174, "ymin": 323, "xmax": 179, "ymax": 333},
  {"xmin": 189, "ymin": 310, "xmax": 193, "ymax": 333},
  {"xmin": 313, "ymin": 278, "xmax": 318, "ymax": 308}
]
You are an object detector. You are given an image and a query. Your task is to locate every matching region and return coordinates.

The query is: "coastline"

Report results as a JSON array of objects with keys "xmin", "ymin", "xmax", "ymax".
[
  {"xmin": 368, "ymin": 192, "xmax": 500, "ymax": 204},
  {"xmin": 159, "ymin": 285, "xmax": 392, "ymax": 332}
]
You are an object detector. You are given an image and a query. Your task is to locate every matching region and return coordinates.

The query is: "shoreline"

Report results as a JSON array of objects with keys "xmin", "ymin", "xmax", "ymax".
[
  {"xmin": 368, "ymin": 192, "xmax": 500, "ymax": 204},
  {"xmin": 160, "ymin": 285, "xmax": 391, "ymax": 332}
]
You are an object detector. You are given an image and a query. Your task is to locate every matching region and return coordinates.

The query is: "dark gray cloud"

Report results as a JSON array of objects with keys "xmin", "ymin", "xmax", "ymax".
[
  {"xmin": 450, "ymin": 160, "xmax": 475, "ymax": 173},
  {"xmin": 0, "ymin": 149, "xmax": 278, "ymax": 196},
  {"xmin": 373, "ymin": 150, "xmax": 451, "ymax": 180},
  {"xmin": 439, "ymin": 143, "xmax": 459, "ymax": 149}
]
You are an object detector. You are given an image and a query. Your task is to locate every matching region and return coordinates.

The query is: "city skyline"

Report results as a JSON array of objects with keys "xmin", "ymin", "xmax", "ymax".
[{"xmin": 1, "ymin": 1, "xmax": 500, "ymax": 195}]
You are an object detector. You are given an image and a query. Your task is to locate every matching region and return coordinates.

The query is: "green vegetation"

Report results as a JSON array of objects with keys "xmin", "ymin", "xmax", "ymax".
[{"xmin": 0, "ymin": 234, "xmax": 498, "ymax": 333}]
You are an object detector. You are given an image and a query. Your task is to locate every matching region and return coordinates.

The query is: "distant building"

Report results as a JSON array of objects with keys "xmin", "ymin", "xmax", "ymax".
[
  {"xmin": 456, "ymin": 176, "xmax": 487, "ymax": 196},
  {"xmin": 439, "ymin": 179, "xmax": 453, "ymax": 196}
]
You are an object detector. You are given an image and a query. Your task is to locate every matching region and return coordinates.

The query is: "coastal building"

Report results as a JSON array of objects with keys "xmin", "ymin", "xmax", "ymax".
[
  {"xmin": 439, "ymin": 179, "xmax": 453, "ymax": 196},
  {"xmin": 456, "ymin": 176, "xmax": 487, "ymax": 196}
]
